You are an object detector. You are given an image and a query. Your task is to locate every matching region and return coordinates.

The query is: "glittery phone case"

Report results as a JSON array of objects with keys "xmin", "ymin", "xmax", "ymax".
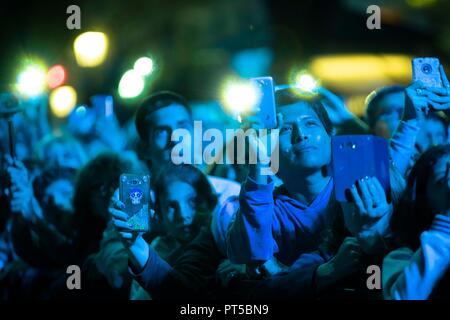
[{"xmin": 119, "ymin": 174, "xmax": 150, "ymax": 232}]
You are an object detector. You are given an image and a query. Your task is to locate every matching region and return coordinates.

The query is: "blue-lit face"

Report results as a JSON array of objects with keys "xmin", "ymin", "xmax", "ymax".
[
  {"xmin": 43, "ymin": 179, "xmax": 74, "ymax": 213},
  {"xmin": 159, "ymin": 181, "xmax": 197, "ymax": 243},
  {"xmin": 427, "ymin": 154, "xmax": 450, "ymax": 216},
  {"xmin": 416, "ymin": 117, "xmax": 447, "ymax": 154},
  {"xmin": 372, "ymin": 91, "xmax": 405, "ymax": 139},
  {"xmin": 278, "ymin": 102, "xmax": 331, "ymax": 173},
  {"xmin": 47, "ymin": 142, "xmax": 84, "ymax": 169},
  {"xmin": 145, "ymin": 104, "xmax": 192, "ymax": 165}
]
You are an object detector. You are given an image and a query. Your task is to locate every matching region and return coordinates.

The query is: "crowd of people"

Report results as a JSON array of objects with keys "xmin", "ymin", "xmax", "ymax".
[{"xmin": 1, "ymin": 64, "xmax": 450, "ymax": 300}]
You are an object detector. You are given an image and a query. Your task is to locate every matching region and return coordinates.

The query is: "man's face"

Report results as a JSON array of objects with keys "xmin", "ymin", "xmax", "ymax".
[
  {"xmin": 372, "ymin": 91, "xmax": 405, "ymax": 139},
  {"xmin": 278, "ymin": 102, "xmax": 331, "ymax": 174},
  {"xmin": 144, "ymin": 104, "xmax": 192, "ymax": 166},
  {"xmin": 427, "ymin": 154, "xmax": 450, "ymax": 216}
]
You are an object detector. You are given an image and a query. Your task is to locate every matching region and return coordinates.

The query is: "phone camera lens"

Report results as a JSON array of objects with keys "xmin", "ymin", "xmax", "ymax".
[{"xmin": 422, "ymin": 63, "xmax": 432, "ymax": 74}]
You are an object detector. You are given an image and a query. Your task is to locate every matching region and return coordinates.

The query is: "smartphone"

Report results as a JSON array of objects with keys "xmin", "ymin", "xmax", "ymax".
[
  {"xmin": 91, "ymin": 95, "xmax": 114, "ymax": 118},
  {"xmin": 331, "ymin": 135, "xmax": 390, "ymax": 202},
  {"xmin": 119, "ymin": 173, "xmax": 150, "ymax": 232},
  {"xmin": 412, "ymin": 57, "xmax": 444, "ymax": 88},
  {"xmin": 248, "ymin": 76, "xmax": 277, "ymax": 129}
]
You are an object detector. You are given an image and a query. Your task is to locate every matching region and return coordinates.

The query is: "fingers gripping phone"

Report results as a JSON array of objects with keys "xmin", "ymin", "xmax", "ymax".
[
  {"xmin": 412, "ymin": 57, "xmax": 444, "ymax": 88},
  {"xmin": 119, "ymin": 174, "xmax": 150, "ymax": 232},
  {"xmin": 331, "ymin": 135, "xmax": 390, "ymax": 202},
  {"xmin": 248, "ymin": 76, "xmax": 277, "ymax": 129}
]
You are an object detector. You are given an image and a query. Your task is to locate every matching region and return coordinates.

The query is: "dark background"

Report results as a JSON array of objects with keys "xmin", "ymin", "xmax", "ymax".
[{"xmin": 1, "ymin": 0, "xmax": 449, "ymax": 117}]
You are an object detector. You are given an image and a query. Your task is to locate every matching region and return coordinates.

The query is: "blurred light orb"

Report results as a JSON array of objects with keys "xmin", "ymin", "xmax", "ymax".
[
  {"xmin": 73, "ymin": 32, "xmax": 109, "ymax": 67},
  {"xmin": 17, "ymin": 65, "xmax": 47, "ymax": 97},
  {"xmin": 47, "ymin": 65, "xmax": 67, "ymax": 89},
  {"xmin": 295, "ymin": 73, "xmax": 318, "ymax": 92},
  {"xmin": 134, "ymin": 57, "xmax": 154, "ymax": 76},
  {"xmin": 118, "ymin": 70, "xmax": 145, "ymax": 99},
  {"xmin": 221, "ymin": 80, "xmax": 260, "ymax": 114},
  {"xmin": 50, "ymin": 86, "xmax": 77, "ymax": 118},
  {"xmin": 407, "ymin": 0, "xmax": 437, "ymax": 8}
]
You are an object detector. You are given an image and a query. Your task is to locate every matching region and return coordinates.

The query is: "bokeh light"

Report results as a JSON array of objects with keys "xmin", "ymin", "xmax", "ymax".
[
  {"xmin": 134, "ymin": 57, "xmax": 154, "ymax": 76},
  {"xmin": 16, "ymin": 64, "xmax": 47, "ymax": 97},
  {"xmin": 50, "ymin": 86, "xmax": 77, "ymax": 118},
  {"xmin": 73, "ymin": 32, "xmax": 109, "ymax": 67},
  {"xmin": 220, "ymin": 78, "xmax": 261, "ymax": 114},
  {"xmin": 295, "ymin": 72, "xmax": 318, "ymax": 92},
  {"xmin": 118, "ymin": 69, "xmax": 145, "ymax": 99},
  {"xmin": 309, "ymin": 54, "xmax": 412, "ymax": 92},
  {"xmin": 47, "ymin": 64, "xmax": 67, "ymax": 89}
]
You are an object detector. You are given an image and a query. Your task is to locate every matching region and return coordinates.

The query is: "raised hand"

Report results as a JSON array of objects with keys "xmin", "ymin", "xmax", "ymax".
[
  {"xmin": 315, "ymin": 237, "xmax": 363, "ymax": 292},
  {"xmin": 109, "ymin": 194, "xmax": 151, "ymax": 272},
  {"xmin": 420, "ymin": 66, "xmax": 450, "ymax": 111},
  {"xmin": 404, "ymin": 81, "xmax": 429, "ymax": 121},
  {"xmin": 5, "ymin": 156, "xmax": 35, "ymax": 220}
]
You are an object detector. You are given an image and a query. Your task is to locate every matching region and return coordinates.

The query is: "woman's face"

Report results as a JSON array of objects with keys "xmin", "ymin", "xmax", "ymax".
[
  {"xmin": 47, "ymin": 142, "xmax": 83, "ymax": 170},
  {"xmin": 44, "ymin": 179, "xmax": 74, "ymax": 213},
  {"xmin": 42, "ymin": 178, "xmax": 75, "ymax": 230},
  {"xmin": 278, "ymin": 102, "xmax": 331, "ymax": 173},
  {"xmin": 426, "ymin": 154, "xmax": 450, "ymax": 216},
  {"xmin": 159, "ymin": 181, "xmax": 198, "ymax": 243},
  {"xmin": 415, "ymin": 118, "xmax": 447, "ymax": 154}
]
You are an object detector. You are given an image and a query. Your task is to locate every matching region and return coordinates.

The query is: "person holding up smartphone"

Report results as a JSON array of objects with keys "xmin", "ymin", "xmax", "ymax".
[
  {"xmin": 109, "ymin": 164, "xmax": 244, "ymax": 300},
  {"xmin": 225, "ymin": 72, "xmax": 440, "ymax": 279}
]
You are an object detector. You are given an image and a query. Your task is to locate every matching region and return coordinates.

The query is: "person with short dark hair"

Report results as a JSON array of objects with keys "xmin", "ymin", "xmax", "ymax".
[{"xmin": 225, "ymin": 81, "xmax": 430, "ymax": 279}]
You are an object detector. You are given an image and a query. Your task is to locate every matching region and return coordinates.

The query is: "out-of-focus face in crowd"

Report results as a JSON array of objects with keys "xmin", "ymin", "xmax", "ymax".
[
  {"xmin": 34, "ymin": 169, "xmax": 77, "ymax": 233},
  {"xmin": 426, "ymin": 153, "xmax": 450, "ymax": 215},
  {"xmin": 35, "ymin": 135, "xmax": 87, "ymax": 170},
  {"xmin": 371, "ymin": 91, "xmax": 405, "ymax": 139},
  {"xmin": 45, "ymin": 141, "xmax": 85, "ymax": 169},
  {"xmin": 43, "ymin": 178, "xmax": 74, "ymax": 213},
  {"xmin": 415, "ymin": 116, "xmax": 447, "ymax": 153}
]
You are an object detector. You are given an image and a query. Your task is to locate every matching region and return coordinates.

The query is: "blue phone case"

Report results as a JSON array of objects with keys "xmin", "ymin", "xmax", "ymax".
[{"xmin": 331, "ymin": 135, "xmax": 390, "ymax": 202}]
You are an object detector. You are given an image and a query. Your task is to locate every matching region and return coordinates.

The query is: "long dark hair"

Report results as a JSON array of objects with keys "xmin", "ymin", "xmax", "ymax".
[
  {"xmin": 391, "ymin": 144, "xmax": 450, "ymax": 250},
  {"xmin": 72, "ymin": 152, "xmax": 144, "ymax": 259}
]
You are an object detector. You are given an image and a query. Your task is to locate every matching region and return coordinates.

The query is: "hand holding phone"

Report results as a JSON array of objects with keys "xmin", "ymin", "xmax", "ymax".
[
  {"xmin": 331, "ymin": 135, "xmax": 390, "ymax": 203},
  {"xmin": 239, "ymin": 76, "xmax": 277, "ymax": 129},
  {"xmin": 409, "ymin": 58, "xmax": 450, "ymax": 114},
  {"xmin": 412, "ymin": 57, "xmax": 444, "ymax": 88}
]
